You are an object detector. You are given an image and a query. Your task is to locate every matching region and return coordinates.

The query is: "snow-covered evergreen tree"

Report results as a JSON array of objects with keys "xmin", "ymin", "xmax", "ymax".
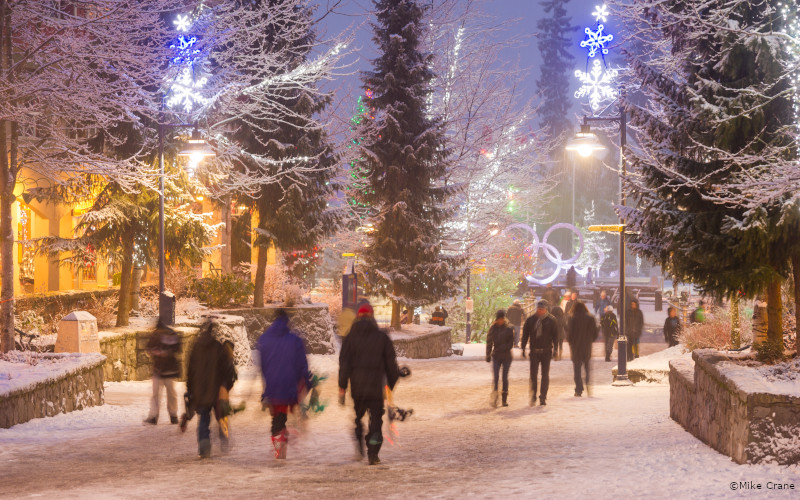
[
  {"xmin": 616, "ymin": 0, "xmax": 799, "ymax": 359},
  {"xmin": 358, "ymin": 0, "xmax": 462, "ymax": 329},
  {"xmin": 536, "ymin": 0, "xmax": 576, "ymax": 140}
]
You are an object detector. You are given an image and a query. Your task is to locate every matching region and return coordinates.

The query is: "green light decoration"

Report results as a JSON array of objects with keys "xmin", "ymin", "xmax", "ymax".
[{"xmin": 346, "ymin": 90, "xmax": 377, "ymax": 216}]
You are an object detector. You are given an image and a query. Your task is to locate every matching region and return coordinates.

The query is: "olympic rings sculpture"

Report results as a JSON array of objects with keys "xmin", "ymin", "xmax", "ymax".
[{"xmin": 502, "ymin": 223, "xmax": 606, "ymax": 285}]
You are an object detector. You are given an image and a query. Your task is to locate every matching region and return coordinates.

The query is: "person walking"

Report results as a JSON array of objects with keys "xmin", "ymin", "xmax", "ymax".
[
  {"xmin": 663, "ymin": 307, "xmax": 682, "ymax": 347},
  {"xmin": 550, "ymin": 305, "xmax": 567, "ymax": 361},
  {"xmin": 599, "ymin": 305, "xmax": 618, "ymax": 361},
  {"xmin": 521, "ymin": 300, "xmax": 559, "ymax": 406},
  {"xmin": 564, "ymin": 292, "xmax": 578, "ymax": 320},
  {"xmin": 257, "ymin": 309, "xmax": 314, "ymax": 459},
  {"xmin": 566, "ymin": 266, "xmax": 577, "ymax": 290},
  {"xmin": 594, "ymin": 290, "xmax": 611, "ymax": 317},
  {"xmin": 568, "ymin": 302, "xmax": 597, "ymax": 397},
  {"xmin": 542, "ymin": 283, "xmax": 560, "ymax": 308},
  {"xmin": 338, "ymin": 302, "xmax": 402, "ymax": 465},
  {"xmin": 185, "ymin": 319, "xmax": 237, "ymax": 458},
  {"xmin": 486, "ymin": 310, "xmax": 514, "ymax": 407},
  {"xmin": 430, "ymin": 306, "xmax": 446, "ymax": 326},
  {"xmin": 144, "ymin": 321, "xmax": 182, "ymax": 425},
  {"xmin": 506, "ymin": 300, "xmax": 525, "ymax": 348},
  {"xmin": 626, "ymin": 299, "xmax": 644, "ymax": 361},
  {"xmin": 690, "ymin": 300, "xmax": 706, "ymax": 324}
]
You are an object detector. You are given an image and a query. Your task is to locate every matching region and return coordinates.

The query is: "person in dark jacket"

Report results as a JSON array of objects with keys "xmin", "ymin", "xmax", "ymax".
[
  {"xmin": 542, "ymin": 283, "xmax": 560, "ymax": 309},
  {"xmin": 339, "ymin": 302, "xmax": 402, "ymax": 465},
  {"xmin": 185, "ymin": 319, "xmax": 237, "ymax": 458},
  {"xmin": 626, "ymin": 299, "xmax": 645, "ymax": 361},
  {"xmin": 600, "ymin": 305, "xmax": 618, "ymax": 361},
  {"xmin": 144, "ymin": 321, "xmax": 182, "ymax": 425},
  {"xmin": 486, "ymin": 310, "xmax": 514, "ymax": 407},
  {"xmin": 257, "ymin": 309, "xmax": 313, "ymax": 459},
  {"xmin": 521, "ymin": 300, "xmax": 559, "ymax": 406},
  {"xmin": 550, "ymin": 305, "xmax": 567, "ymax": 360},
  {"xmin": 566, "ymin": 266, "xmax": 577, "ymax": 290},
  {"xmin": 505, "ymin": 300, "xmax": 525, "ymax": 348},
  {"xmin": 564, "ymin": 291, "xmax": 578, "ymax": 321},
  {"xmin": 568, "ymin": 302, "xmax": 597, "ymax": 397},
  {"xmin": 430, "ymin": 306, "xmax": 446, "ymax": 326},
  {"xmin": 663, "ymin": 307, "xmax": 681, "ymax": 347},
  {"xmin": 594, "ymin": 290, "xmax": 611, "ymax": 317}
]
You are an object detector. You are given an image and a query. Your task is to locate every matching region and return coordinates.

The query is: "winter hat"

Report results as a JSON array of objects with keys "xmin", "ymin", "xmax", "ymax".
[
  {"xmin": 605, "ymin": 305, "xmax": 614, "ymax": 313},
  {"xmin": 536, "ymin": 300, "xmax": 549, "ymax": 309},
  {"xmin": 513, "ymin": 299, "xmax": 520, "ymax": 305},
  {"xmin": 495, "ymin": 310, "xmax": 506, "ymax": 320},
  {"xmin": 357, "ymin": 303, "xmax": 374, "ymax": 317}
]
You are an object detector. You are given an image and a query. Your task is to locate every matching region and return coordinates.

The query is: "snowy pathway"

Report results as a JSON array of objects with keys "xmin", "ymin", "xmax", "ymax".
[{"xmin": 1, "ymin": 342, "xmax": 797, "ymax": 499}]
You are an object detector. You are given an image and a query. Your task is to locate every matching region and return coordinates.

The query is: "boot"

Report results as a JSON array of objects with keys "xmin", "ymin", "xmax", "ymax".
[
  {"xmin": 490, "ymin": 390, "xmax": 498, "ymax": 408},
  {"xmin": 529, "ymin": 393, "xmax": 537, "ymax": 407},
  {"xmin": 198, "ymin": 438, "xmax": 211, "ymax": 459},
  {"xmin": 501, "ymin": 392, "xmax": 508, "ymax": 407},
  {"xmin": 354, "ymin": 425, "xmax": 365, "ymax": 460},
  {"xmin": 539, "ymin": 397, "xmax": 547, "ymax": 406},
  {"xmin": 272, "ymin": 430, "xmax": 288, "ymax": 459},
  {"xmin": 367, "ymin": 432, "xmax": 382, "ymax": 466}
]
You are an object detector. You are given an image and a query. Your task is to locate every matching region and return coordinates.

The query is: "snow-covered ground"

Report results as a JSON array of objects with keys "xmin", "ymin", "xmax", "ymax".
[{"xmin": 1, "ymin": 345, "xmax": 797, "ymax": 499}]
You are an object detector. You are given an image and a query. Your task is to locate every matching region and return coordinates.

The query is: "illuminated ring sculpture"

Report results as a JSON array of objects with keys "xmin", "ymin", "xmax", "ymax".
[{"xmin": 503, "ymin": 223, "xmax": 584, "ymax": 285}]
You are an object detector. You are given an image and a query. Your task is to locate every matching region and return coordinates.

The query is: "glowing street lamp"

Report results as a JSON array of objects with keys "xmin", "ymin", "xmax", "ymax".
[{"xmin": 565, "ymin": 124, "xmax": 607, "ymax": 158}]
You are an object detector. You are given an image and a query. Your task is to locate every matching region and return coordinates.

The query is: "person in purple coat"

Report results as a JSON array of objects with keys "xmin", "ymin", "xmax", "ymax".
[{"xmin": 257, "ymin": 309, "xmax": 313, "ymax": 459}]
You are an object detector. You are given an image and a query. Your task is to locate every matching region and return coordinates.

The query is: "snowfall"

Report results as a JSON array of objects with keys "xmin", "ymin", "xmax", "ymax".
[{"xmin": 1, "ymin": 336, "xmax": 798, "ymax": 499}]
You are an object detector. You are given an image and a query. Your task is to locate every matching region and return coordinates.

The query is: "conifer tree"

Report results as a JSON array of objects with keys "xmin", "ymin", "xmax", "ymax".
[
  {"xmin": 536, "ymin": 0, "xmax": 576, "ymax": 139},
  {"xmin": 618, "ymin": 0, "xmax": 798, "ymax": 359},
  {"xmin": 359, "ymin": 0, "xmax": 462, "ymax": 329}
]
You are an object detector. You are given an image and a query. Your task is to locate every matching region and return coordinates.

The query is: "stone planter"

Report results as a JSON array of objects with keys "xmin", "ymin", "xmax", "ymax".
[
  {"xmin": 669, "ymin": 349, "xmax": 800, "ymax": 465},
  {"xmin": 0, "ymin": 353, "xmax": 105, "ymax": 429},
  {"xmin": 390, "ymin": 325, "xmax": 452, "ymax": 359}
]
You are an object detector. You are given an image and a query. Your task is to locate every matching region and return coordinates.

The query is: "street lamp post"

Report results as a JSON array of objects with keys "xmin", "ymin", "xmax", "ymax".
[
  {"xmin": 157, "ymin": 124, "xmax": 215, "ymax": 326},
  {"xmin": 566, "ymin": 102, "xmax": 632, "ymax": 386}
]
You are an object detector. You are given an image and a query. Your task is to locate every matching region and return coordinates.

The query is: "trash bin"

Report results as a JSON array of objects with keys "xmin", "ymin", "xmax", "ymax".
[{"xmin": 159, "ymin": 291, "xmax": 176, "ymax": 326}]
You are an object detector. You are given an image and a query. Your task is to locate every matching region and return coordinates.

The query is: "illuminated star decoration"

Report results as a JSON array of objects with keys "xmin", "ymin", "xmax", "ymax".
[
  {"xmin": 580, "ymin": 24, "xmax": 613, "ymax": 59},
  {"xmin": 575, "ymin": 59, "xmax": 618, "ymax": 111},
  {"xmin": 592, "ymin": 4, "xmax": 609, "ymax": 23}
]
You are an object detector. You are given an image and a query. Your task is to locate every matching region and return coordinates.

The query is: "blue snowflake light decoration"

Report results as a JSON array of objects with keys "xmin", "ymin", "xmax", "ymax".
[{"xmin": 580, "ymin": 23, "xmax": 613, "ymax": 59}]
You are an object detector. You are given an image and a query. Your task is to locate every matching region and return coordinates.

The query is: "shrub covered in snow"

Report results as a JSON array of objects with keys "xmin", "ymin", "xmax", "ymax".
[{"xmin": 680, "ymin": 307, "xmax": 752, "ymax": 351}]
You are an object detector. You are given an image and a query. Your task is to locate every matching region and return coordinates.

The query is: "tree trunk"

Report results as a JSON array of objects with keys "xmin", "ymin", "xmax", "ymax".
[
  {"xmin": 221, "ymin": 195, "xmax": 232, "ymax": 274},
  {"xmin": 253, "ymin": 241, "xmax": 268, "ymax": 308},
  {"xmin": 116, "ymin": 236, "xmax": 134, "ymax": 327},
  {"xmin": 0, "ymin": 0, "xmax": 16, "ymax": 352},
  {"xmin": 766, "ymin": 276, "xmax": 783, "ymax": 348},
  {"xmin": 390, "ymin": 284, "xmax": 401, "ymax": 330},
  {"xmin": 730, "ymin": 293, "xmax": 740, "ymax": 349},
  {"xmin": 129, "ymin": 266, "xmax": 144, "ymax": 312},
  {"xmin": 792, "ymin": 253, "xmax": 800, "ymax": 353},
  {"xmin": 752, "ymin": 291, "xmax": 768, "ymax": 346}
]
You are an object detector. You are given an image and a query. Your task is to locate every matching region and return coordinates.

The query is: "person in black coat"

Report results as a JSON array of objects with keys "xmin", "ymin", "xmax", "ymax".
[
  {"xmin": 338, "ymin": 302, "xmax": 401, "ymax": 465},
  {"xmin": 185, "ymin": 320, "xmax": 237, "ymax": 458},
  {"xmin": 144, "ymin": 321, "xmax": 182, "ymax": 425},
  {"xmin": 521, "ymin": 300, "xmax": 559, "ymax": 406},
  {"xmin": 663, "ymin": 307, "xmax": 681, "ymax": 347},
  {"xmin": 568, "ymin": 302, "xmax": 597, "ymax": 397},
  {"xmin": 486, "ymin": 310, "xmax": 514, "ymax": 407},
  {"xmin": 505, "ymin": 300, "xmax": 525, "ymax": 348},
  {"xmin": 566, "ymin": 266, "xmax": 577, "ymax": 290},
  {"xmin": 600, "ymin": 306, "xmax": 618, "ymax": 361}
]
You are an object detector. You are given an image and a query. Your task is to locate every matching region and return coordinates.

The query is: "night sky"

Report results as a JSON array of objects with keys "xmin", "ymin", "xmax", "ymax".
[{"xmin": 321, "ymin": 0, "xmax": 611, "ymax": 127}]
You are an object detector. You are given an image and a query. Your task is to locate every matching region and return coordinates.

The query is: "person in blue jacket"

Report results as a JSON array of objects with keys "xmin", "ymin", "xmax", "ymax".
[{"xmin": 257, "ymin": 309, "xmax": 313, "ymax": 459}]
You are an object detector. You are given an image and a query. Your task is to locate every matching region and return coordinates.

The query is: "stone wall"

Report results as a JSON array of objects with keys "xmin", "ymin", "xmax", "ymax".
[
  {"xmin": 221, "ymin": 305, "xmax": 335, "ymax": 355},
  {"xmin": 0, "ymin": 354, "xmax": 105, "ymax": 429},
  {"xmin": 100, "ymin": 315, "xmax": 249, "ymax": 382},
  {"xmin": 391, "ymin": 327, "xmax": 452, "ymax": 359},
  {"xmin": 669, "ymin": 350, "xmax": 800, "ymax": 465}
]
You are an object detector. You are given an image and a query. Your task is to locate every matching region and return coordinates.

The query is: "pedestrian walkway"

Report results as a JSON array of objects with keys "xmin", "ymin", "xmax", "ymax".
[{"xmin": 1, "ymin": 349, "xmax": 795, "ymax": 498}]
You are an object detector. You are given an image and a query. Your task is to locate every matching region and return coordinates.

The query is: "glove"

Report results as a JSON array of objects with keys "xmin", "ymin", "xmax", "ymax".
[
  {"xmin": 486, "ymin": 356, "xmax": 491, "ymax": 363},
  {"xmin": 399, "ymin": 366, "xmax": 411, "ymax": 377},
  {"xmin": 521, "ymin": 349, "xmax": 526, "ymax": 359},
  {"xmin": 338, "ymin": 388, "xmax": 346, "ymax": 406}
]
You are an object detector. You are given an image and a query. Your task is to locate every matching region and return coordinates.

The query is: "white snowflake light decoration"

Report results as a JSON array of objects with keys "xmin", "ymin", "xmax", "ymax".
[
  {"xmin": 592, "ymin": 4, "xmax": 609, "ymax": 23},
  {"xmin": 174, "ymin": 14, "xmax": 191, "ymax": 32},
  {"xmin": 575, "ymin": 59, "xmax": 618, "ymax": 111},
  {"xmin": 580, "ymin": 24, "xmax": 613, "ymax": 59}
]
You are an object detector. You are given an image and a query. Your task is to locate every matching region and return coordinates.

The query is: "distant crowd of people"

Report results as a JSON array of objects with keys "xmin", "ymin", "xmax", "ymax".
[{"xmin": 485, "ymin": 282, "xmax": 707, "ymax": 408}]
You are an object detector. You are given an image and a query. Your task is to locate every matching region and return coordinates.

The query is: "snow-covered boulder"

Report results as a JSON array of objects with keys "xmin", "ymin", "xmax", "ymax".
[{"xmin": 612, "ymin": 344, "xmax": 691, "ymax": 383}]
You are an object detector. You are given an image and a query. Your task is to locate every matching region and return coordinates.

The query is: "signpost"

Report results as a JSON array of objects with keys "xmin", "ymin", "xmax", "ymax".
[{"xmin": 588, "ymin": 224, "xmax": 624, "ymax": 232}]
